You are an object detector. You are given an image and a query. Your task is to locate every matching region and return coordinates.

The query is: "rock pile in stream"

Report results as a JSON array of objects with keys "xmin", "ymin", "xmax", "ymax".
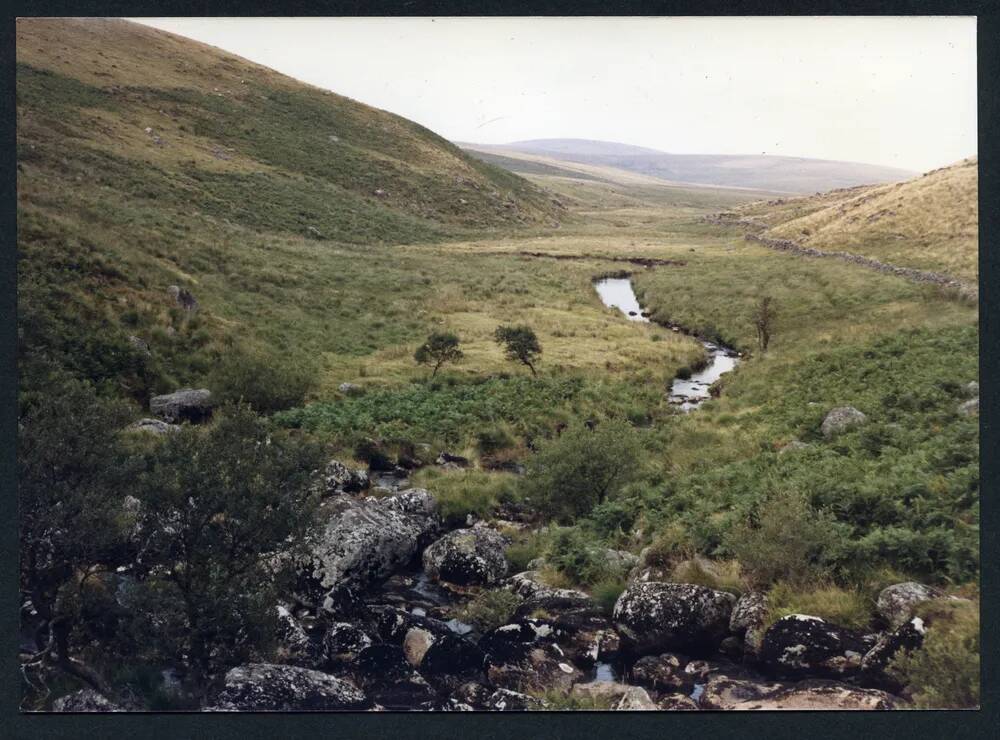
[{"xmin": 141, "ymin": 459, "xmax": 948, "ymax": 711}]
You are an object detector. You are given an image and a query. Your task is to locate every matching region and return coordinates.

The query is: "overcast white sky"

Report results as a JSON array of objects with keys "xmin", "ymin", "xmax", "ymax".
[{"xmin": 133, "ymin": 16, "xmax": 977, "ymax": 172}]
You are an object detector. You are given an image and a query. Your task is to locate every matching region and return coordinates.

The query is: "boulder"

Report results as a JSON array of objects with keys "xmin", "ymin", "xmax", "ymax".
[
  {"xmin": 319, "ymin": 459, "xmax": 369, "ymax": 496},
  {"xmin": 729, "ymin": 591, "xmax": 769, "ymax": 657},
  {"xmin": 511, "ymin": 594, "xmax": 619, "ymax": 663},
  {"xmin": 958, "ymin": 397, "xmax": 979, "ymax": 416},
  {"xmin": 302, "ymin": 488, "xmax": 439, "ymax": 602},
  {"xmin": 861, "ymin": 616, "xmax": 927, "ymax": 680},
  {"xmin": 965, "ymin": 381, "xmax": 979, "ymax": 396},
  {"xmin": 274, "ymin": 605, "xmax": 325, "ymax": 668},
  {"xmin": 352, "ymin": 644, "xmax": 438, "ymax": 709},
  {"xmin": 820, "ymin": 406, "xmax": 867, "ymax": 437},
  {"xmin": 324, "ymin": 622, "xmax": 374, "ymax": 665},
  {"xmin": 614, "ymin": 685, "xmax": 658, "ymax": 710},
  {"xmin": 210, "ymin": 663, "xmax": 367, "ymax": 711},
  {"xmin": 482, "ymin": 688, "xmax": 547, "ymax": 711},
  {"xmin": 630, "ymin": 653, "xmax": 689, "ymax": 691},
  {"xmin": 52, "ymin": 688, "xmax": 122, "ymax": 712},
  {"xmin": 127, "ymin": 335, "xmax": 151, "ymax": 356},
  {"xmin": 403, "ymin": 627, "xmax": 436, "ymax": 667},
  {"xmin": 701, "ymin": 676, "xmax": 902, "ymax": 710},
  {"xmin": 420, "ymin": 632, "xmax": 487, "ymax": 686},
  {"xmin": 657, "ymin": 693, "xmax": 700, "ymax": 710},
  {"xmin": 423, "ymin": 527, "xmax": 509, "ymax": 586},
  {"xmin": 338, "ymin": 382, "xmax": 363, "ymax": 395},
  {"xmin": 612, "ymin": 582, "xmax": 736, "ymax": 655},
  {"xmin": 149, "ymin": 388, "xmax": 213, "ymax": 424},
  {"xmin": 485, "ymin": 640, "xmax": 582, "ymax": 693},
  {"xmin": 166, "ymin": 284, "xmax": 199, "ymax": 312},
  {"xmin": 758, "ymin": 614, "xmax": 867, "ymax": 679},
  {"xmin": 504, "ymin": 570, "xmax": 589, "ymax": 601},
  {"xmin": 876, "ymin": 582, "xmax": 943, "ymax": 629},
  {"xmin": 436, "ymin": 451, "xmax": 470, "ymax": 468},
  {"xmin": 127, "ymin": 418, "xmax": 180, "ymax": 435}
]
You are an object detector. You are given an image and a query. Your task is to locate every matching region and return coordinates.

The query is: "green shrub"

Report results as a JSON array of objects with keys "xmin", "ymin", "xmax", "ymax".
[
  {"xmin": 505, "ymin": 531, "xmax": 547, "ymax": 573},
  {"xmin": 591, "ymin": 576, "xmax": 628, "ymax": 615},
  {"xmin": 459, "ymin": 589, "xmax": 523, "ymax": 631},
  {"xmin": 724, "ymin": 490, "xmax": 843, "ymax": 587},
  {"xmin": 208, "ymin": 346, "xmax": 317, "ymax": 414},
  {"xmin": 476, "ymin": 424, "xmax": 517, "ymax": 456},
  {"xmin": 524, "ymin": 419, "xmax": 644, "ymax": 522},
  {"xmin": 887, "ymin": 598, "xmax": 980, "ymax": 708},
  {"xmin": 546, "ymin": 527, "xmax": 628, "ymax": 587}
]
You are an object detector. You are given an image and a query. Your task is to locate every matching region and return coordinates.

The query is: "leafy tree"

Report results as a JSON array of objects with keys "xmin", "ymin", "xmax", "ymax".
[
  {"xmin": 133, "ymin": 405, "xmax": 324, "ymax": 684},
  {"xmin": 524, "ymin": 419, "xmax": 643, "ymax": 522},
  {"xmin": 18, "ymin": 377, "xmax": 133, "ymax": 697},
  {"xmin": 751, "ymin": 296, "xmax": 776, "ymax": 353},
  {"xmin": 494, "ymin": 324, "xmax": 541, "ymax": 376},
  {"xmin": 414, "ymin": 331, "xmax": 463, "ymax": 377}
]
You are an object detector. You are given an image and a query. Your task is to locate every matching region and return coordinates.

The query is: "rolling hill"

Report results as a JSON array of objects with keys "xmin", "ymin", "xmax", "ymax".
[
  {"xmin": 716, "ymin": 157, "xmax": 979, "ymax": 283},
  {"xmin": 15, "ymin": 18, "xmax": 563, "ymax": 401},
  {"xmin": 463, "ymin": 138, "xmax": 917, "ymax": 194}
]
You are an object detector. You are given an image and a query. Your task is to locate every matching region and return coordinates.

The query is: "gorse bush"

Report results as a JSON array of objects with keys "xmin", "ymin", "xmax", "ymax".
[
  {"xmin": 524, "ymin": 419, "xmax": 644, "ymax": 522},
  {"xmin": 888, "ymin": 599, "xmax": 980, "ymax": 708}
]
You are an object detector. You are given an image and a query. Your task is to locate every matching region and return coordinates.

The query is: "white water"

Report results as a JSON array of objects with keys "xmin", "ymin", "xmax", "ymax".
[{"xmin": 594, "ymin": 277, "xmax": 739, "ymax": 412}]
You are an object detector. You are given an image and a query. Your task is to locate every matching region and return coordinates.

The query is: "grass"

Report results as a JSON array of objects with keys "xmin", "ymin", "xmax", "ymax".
[{"xmin": 763, "ymin": 581, "xmax": 873, "ymax": 631}]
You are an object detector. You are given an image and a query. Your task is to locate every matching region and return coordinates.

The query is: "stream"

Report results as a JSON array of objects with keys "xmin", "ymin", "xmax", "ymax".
[{"xmin": 593, "ymin": 277, "xmax": 739, "ymax": 411}]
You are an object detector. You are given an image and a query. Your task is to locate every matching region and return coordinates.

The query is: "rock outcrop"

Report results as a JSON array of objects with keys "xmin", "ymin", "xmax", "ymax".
[
  {"xmin": 613, "ymin": 582, "xmax": 736, "ymax": 655},
  {"xmin": 149, "ymin": 388, "xmax": 213, "ymax": 424},
  {"xmin": 423, "ymin": 527, "xmax": 509, "ymax": 586},
  {"xmin": 820, "ymin": 406, "xmax": 867, "ymax": 437},
  {"xmin": 210, "ymin": 663, "xmax": 368, "ymax": 711},
  {"xmin": 876, "ymin": 582, "xmax": 943, "ymax": 629}
]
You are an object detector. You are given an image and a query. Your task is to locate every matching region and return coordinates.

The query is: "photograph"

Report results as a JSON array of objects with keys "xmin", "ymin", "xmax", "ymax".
[{"xmin": 15, "ymin": 15, "xmax": 980, "ymax": 713}]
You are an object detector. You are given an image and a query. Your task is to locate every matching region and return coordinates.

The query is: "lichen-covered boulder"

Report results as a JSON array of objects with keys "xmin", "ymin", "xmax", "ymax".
[
  {"xmin": 210, "ymin": 663, "xmax": 368, "ymax": 711},
  {"xmin": 51, "ymin": 689, "xmax": 122, "ymax": 712},
  {"xmin": 302, "ymin": 488, "xmax": 439, "ymax": 603},
  {"xmin": 149, "ymin": 388, "xmax": 213, "ymax": 423},
  {"xmin": 876, "ymin": 582, "xmax": 943, "ymax": 629},
  {"xmin": 820, "ymin": 406, "xmax": 867, "ymax": 437},
  {"xmin": 758, "ymin": 615, "xmax": 867, "ymax": 679},
  {"xmin": 730, "ymin": 591, "xmax": 769, "ymax": 657},
  {"xmin": 324, "ymin": 622, "xmax": 374, "ymax": 665},
  {"xmin": 423, "ymin": 527, "xmax": 508, "ymax": 586},
  {"xmin": 702, "ymin": 676, "xmax": 902, "ymax": 710},
  {"xmin": 958, "ymin": 397, "xmax": 979, "ymax": 416},
  {"xmin": 319, "ymin": 459, "xmax": 369, "ymax": 496},
  {"xmin": 861, "ymin": 616, "xmax": 927, "ymax": 680},
  {"xmin": 511, "ymin": 594, "xmax": 618, "ymax": 663},
  {"xmin": 504, "ymin": 570, "xmax": 589, "ymax": 601},
  {"xmin": 612, "ymin": 582, "xmax": 737, "ymax": 655},
  {"xmin": 274, "ymin": 605, "xmax": 325, "ymax": 668}
]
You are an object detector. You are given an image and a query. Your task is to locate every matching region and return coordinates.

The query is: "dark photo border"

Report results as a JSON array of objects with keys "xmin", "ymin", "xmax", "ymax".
[{"xmin": 2, "ymin": 2, "xmax": 996, "ymax": 738}]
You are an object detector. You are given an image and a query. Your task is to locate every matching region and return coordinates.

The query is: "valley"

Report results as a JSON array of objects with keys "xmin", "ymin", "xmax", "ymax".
[{"xmin": 16, "ymin": 18, "xmax": 980, "ymax": 713}]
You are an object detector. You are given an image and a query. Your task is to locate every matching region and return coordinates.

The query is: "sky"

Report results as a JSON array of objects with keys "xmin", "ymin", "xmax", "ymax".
[{"xmin": 132, "ymin": 16, "xmax": 977, "ymax": 172}]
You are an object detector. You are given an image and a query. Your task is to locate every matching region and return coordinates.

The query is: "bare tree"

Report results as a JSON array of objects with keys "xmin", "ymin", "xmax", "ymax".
[{"xmin": 752, "ymin": 296, "xmax": 776, "ymax": 353}]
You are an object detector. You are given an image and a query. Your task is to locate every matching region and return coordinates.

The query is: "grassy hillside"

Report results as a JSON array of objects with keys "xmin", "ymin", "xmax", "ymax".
[
  {"xmin": 474, "ymin": 138, "xmax": 917, "ymax": 194},
  {"xmin": 722, "ymin": 158, "xmax": 979, "ymax": 282},
  {"xmin": 16, "ymin": 18, "xmax": 564, "ymax": 402}
]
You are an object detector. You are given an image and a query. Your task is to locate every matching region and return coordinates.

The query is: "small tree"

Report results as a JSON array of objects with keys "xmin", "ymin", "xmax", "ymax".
[
  {"xmin": 524, "ymin": 419, "xmax": 643, "ymax": 522},
  {"xmin": 494, "ymin": 325, "xmax": 541, "ymax": 376},
  {"xmin": 414, "ymin": 331, "xmax": 463, "ymax": 377},
  {"xmin": 751, "ymin": 296, "xmax": 776, "ymax": 353}
]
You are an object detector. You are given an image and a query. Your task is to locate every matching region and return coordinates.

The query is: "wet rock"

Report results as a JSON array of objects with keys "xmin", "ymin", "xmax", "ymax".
[
  {"xmin": 324, "ymin": 622, "xmax": 374, "ymax": 665},
  {"xmin": 127, "ymin": 418, "xmax": 180, "ymax": 435},
  {"xmin": 876, "ymin": 582, "xmax": 943, "ymax": 629},
  {"xmin": 352, "ymin": 644, "xmax": 438, "ymax": 709},
  {"xmin": 302, "ymin": 488, "xmax": 439, "ymax": 601},
  {"xmin": 759, "ymin": 614, "xmax": 867, "ymax": 679},
  {"xmin": 149, "ymin": 388, "xmax": 213, "ymax": 424},
  {"xmin": 958, "ymin": 397, "xmax": 979, "ymax": 416},
  {"xmin": 423, "ymin": 527, "xmax": 509, "ymax": 586},
  {"xmin": 730, "ymin": 591, "xmax": 769, "ymax": 657},
  {"xmin": 613, "ymin": 582, "xmax": 736, "ymax": 655},
  {"xmin": 52, "ymin": 688, "xmax": 122, "ymax": 712},
  {"xmin": 861, "ymin": 617, "xmax": 926, "ymax": 683},
  {"xmin": 210, "ymin": 663, "xmax": 368, "ymax": 711},
  {"xmin": 820, "ymin": 406, "xmax": 867, "ymax": 437}
]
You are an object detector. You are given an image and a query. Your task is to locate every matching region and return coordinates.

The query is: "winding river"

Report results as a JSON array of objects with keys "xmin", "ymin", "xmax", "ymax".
[{"xmin": 594, "ymin": 277, "xmax": 739, "ymax": 412}]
